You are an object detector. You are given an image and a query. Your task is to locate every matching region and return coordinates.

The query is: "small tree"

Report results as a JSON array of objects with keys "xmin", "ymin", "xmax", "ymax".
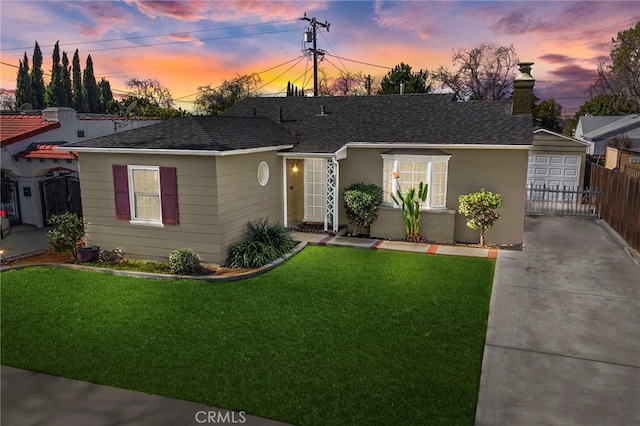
[
  {"xmin": 391, "ymin": 182, "xmax": 428, "ymax": 241},
  {"xmin": 458, "ymin": 189, "xmax": 502, "ymax": 247},
  {"xmin": 343, "ymin": 183, "xmax": 383, "ymax": 236}
]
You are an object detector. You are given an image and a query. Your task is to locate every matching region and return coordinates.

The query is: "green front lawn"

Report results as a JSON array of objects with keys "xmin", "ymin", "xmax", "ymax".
[{"xmin": 1, "ymin": 246, "xmax": 494, "ymax": 425}]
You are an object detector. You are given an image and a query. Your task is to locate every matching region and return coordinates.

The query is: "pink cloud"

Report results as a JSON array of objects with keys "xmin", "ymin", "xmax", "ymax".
[
  {"xmin": 128, "ymin": 1, "xmax": 209, "ymax": 20},
  {"xmin": 69, "ymin": 2, "xmax": 132, "ymax": 38},
  {"xmin": 168, "ymin": 33, "xmax": 204, "ymax": 46}
]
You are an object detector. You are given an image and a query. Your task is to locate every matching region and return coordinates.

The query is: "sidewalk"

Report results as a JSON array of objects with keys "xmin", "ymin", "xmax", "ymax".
[
  {"xmin": 291, "ymin": 231, "xmax": 499, "ymax": 258},
  {"xmin": 0, "ymin": 225, "xmax": 49, "ymax": 262}
]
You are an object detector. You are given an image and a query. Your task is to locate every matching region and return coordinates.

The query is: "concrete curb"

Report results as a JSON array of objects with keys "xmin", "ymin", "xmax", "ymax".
[
  {"xmin": 0, "ymin": 241, "xmax": 308, "ymax": 282},
  {"xmin": 596, "ymin": 219, "xmax": 640, "ymax": 268}
]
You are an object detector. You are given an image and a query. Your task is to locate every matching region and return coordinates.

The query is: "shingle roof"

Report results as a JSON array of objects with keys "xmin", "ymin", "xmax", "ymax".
[
  {"xmin": 14, "ymin": 143, "xmax": 77, "ymax": 160},
  {"xmin": 0, "ymin": 114, "xmax": 61, "ymax": 147},
  {"xmin": 62, "ymin": 115, "xmax": 298, "ymax": 151},
  {"xmin": 223, "ymin": 94, "xmax": 533, "ymax": 153}
]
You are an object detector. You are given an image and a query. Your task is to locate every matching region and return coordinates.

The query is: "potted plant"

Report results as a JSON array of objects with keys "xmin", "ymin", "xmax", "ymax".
[{"xmin": 76, "ymin": 245, "xmax": 100, "ymax": 262}]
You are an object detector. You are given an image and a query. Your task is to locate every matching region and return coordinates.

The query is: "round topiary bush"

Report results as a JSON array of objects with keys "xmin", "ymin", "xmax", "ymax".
[{"xmin": 169, "ymin": 248, "xmax": 203, "ymax": 275}]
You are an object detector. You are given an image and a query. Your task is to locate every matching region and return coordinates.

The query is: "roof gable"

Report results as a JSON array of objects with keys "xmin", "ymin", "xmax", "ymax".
[
  {"xmin": 1, "ymin": 114, "xmax": 61, "ymax": 147},
  {"xmin": 223, "ymin": 94, "xmax": 532, "ymax": 153}
]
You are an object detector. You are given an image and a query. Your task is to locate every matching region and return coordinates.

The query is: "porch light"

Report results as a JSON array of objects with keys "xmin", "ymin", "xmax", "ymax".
[{"xmin": 291, "ymin": 163, "xmax": 299, "ymax": 173}]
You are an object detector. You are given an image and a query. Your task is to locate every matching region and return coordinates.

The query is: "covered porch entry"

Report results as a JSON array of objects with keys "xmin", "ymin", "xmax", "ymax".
[{"xmin": 281, "ymin": 155, "xmax": 340, "ymax": 233}]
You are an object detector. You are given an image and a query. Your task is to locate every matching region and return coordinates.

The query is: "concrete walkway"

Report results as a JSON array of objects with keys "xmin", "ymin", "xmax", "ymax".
[
  {"xmin": 0, "ymin": 225, "xmax": 49, "ymax": 262},
  {"xmin": 475, "ymin": 216, "xmax": 640, "ymax": 425}
]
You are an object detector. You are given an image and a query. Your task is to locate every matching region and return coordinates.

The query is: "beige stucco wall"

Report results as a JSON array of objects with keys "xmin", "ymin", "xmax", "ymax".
[
  {"xmin": 531, "ymin": 132, "xmax": 588, "ymax": 188},
  {"xmin": 338, "ymin": 146, "xmax": 529, "ymax": 245},
  {"xmin": 78, "ymin": 150, "xmax": 284, "ymax": 265}
]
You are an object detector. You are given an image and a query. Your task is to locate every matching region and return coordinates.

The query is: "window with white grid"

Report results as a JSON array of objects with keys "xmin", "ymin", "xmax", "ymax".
[
  {"xmin": 382, "ymin": 154, "xmax": 450, "ymax": 209},
  {"xmin": 129, "ymin": 166, "xmax": 161, "ymax": 222}
]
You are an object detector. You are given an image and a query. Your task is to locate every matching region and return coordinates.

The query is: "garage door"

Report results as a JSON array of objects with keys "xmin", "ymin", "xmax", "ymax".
[{"xmin": 527, "ymin": 155, "xmax": 581, "ymax": 188}]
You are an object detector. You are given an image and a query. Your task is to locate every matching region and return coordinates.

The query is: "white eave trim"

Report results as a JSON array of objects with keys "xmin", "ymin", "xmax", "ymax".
[
  {"xmin": 59, "ymin": 145, "xmax": 295, "ymax": 156},
  {"xmin": 278, "ymin": 152, "xmax": 336, "ymax": 159},
  {"xmin": 337, "ymin": 142, "xmax": 532, "ymax": 156},
  {"xmin": 533, "ymin": 128, "xmax": 591, "ymax": 146}
]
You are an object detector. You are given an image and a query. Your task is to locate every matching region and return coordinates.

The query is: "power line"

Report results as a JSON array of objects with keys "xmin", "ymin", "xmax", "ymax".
[
  {"xmin": 323, "ymin": 53, "xmax": 392, "ymax": 70},
  {"xmin": 1, "ymin": 20, "xmax": 300, "ymax": 52},
  {"xmin": 90, "ymin": 27, "xmax": 305, "ymax": 52}
]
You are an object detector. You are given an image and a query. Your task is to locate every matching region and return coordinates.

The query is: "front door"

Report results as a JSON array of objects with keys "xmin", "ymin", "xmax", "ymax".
[{"xmin": 304, "ymin": 158, "xmax": 326, "ymax": 222}]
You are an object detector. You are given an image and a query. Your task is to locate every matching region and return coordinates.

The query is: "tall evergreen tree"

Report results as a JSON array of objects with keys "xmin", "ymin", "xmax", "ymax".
[
  {"xmin": 72, "ymin": 49, "xmax": 86, "ymax": 112},
  {"xmin": 16, "ymin": 53, "xmax": 32, "ymax": 108},
  {"xmin": 98, "ymin": 78, "xmax": 113, "ymax": 113},
  {"xmin": 45, "ymin": 41, "xmax": 62, "ymax": 107},
  {"xmin": 61, "ymin": 51, "xmax": 72, "ymax": 107},
  {"xmin": 83, "ymin": 54, "xmax": 99, "ymax": 113},
  {"xmin": 379, "ymin": 63, "xmax": 430, "ymax": 94},
  {"xmin": 31, "ymin": 42, "xmax": 45, "ymax": 109}
]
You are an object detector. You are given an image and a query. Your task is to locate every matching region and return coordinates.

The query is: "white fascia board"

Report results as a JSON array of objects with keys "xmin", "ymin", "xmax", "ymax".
[
  {"xmin": 61, "ymin": 145, "xmax": 294, "ymax": 156},
  {"xmin": 278, "ymin": 152, "xmax": 336, "ymax": 159},
  {"xmin": 342, "ymin": 142, "xmax": 532, "ymax": 150},
  {"xmin": 533, "ymin": 128, "xmax": 591, "ymax": 146}
]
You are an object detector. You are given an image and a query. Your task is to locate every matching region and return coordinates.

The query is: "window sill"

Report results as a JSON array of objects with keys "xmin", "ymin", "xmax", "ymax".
[
  {"xmin": 129, "ymin": 219, "xmax": 165, "ymax": 227},
  {"xmin": 380, "ymin": 203, "xmax": 451, "ymax": 212}
]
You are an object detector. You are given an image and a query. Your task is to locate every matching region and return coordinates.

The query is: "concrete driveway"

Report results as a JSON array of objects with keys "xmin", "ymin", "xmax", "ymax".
[
  {"xmin": 0, "ymin": 225, "xmax": 50, "ymax": 262},
  {"xmin": 476, "ymin": 216, "xmax": 640, "ymax": 425}
]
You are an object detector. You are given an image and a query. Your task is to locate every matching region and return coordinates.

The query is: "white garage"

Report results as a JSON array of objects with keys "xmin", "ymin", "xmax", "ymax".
[
  {"xmin": 527, "ymin": 154, "xmax": 581, "ymax": 188},
  {"xmin": 527, "ymin": 129, "xmax": 589, "ymax": 190}
]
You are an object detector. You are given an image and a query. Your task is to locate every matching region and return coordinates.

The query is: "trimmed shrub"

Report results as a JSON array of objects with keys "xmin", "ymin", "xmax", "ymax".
[
  {"xmin": 458, "ymin": 188, "xmax": 503, "ymax": 247},
  {"xmin": 169, "ymin": 248, "xmax": 204, "ymax": 275},
  {"xmin": 343, "ymin": 183, "xmax": 383, "ymax": 235},
  {"xmin": 47, "ymin": 212, "xmax": 85, "ymax": 255},
  {"xmin": 227, "ymin": 219, "xmax": 295, "ymax": 268}
]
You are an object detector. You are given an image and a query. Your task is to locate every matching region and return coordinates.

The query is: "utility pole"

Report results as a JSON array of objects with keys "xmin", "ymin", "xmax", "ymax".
[{"xmin": 301, "ymin": 12, "xmax": 330, "ymax": 96}]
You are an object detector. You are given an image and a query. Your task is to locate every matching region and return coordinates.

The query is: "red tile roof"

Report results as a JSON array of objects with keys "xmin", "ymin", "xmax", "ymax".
[
  {"xmin": 14, "ymin": 144, "xmax": 77, "ymax": 160},
  {"xmin": 0, "ymin": 114, "xmax": 61, "ymax": 147}
]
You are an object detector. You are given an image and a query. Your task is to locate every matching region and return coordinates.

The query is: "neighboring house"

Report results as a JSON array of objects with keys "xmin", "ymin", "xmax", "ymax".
[
  {"xmin": 528, "ymin": 128, "xmax": 589, "ymax": 189},
  {"xmin": 0, "ymin": 107, "xmax": 161, "ymax": 228},
  {"xmin": 604, "ymin": 146, "xmax": 640, "ymax": 172},
  {"xmin": 574, "ymin": 114, "xmax": 640, "ymax": 157},
  {"xmin": 65, "ymin": 64, "xmax": 536, "ymax": 264}
]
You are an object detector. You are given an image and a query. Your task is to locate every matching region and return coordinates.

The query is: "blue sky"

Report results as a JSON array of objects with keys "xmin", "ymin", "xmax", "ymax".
[{"xmin": 1, "ymin": 1, "xmax": 638, "ymax": 114}]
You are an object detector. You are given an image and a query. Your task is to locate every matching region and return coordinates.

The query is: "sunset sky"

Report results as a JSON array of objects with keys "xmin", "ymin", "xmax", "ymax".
[{"xmin": 1, "ymin": 1, "xmax": 638, "ymax": 115}]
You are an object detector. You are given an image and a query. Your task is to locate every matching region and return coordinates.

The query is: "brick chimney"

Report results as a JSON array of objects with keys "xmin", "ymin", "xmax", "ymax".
[{"xmin": 512, "ymin": 62, "xmax": 534, "ymax": 115}]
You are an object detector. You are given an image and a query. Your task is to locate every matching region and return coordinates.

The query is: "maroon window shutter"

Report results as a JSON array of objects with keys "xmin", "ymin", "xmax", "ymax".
[
  {"xmin": 160, "ymin": 167, "xmax": 179, "ymax": 225},
  {"xmin": 112, "ymin": 165, "xmax": 131, "ymax": 220}
]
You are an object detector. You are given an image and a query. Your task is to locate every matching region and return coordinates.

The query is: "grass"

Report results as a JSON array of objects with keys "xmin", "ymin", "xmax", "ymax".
[{"xmin": 1, "ymin": 246, "xmax": 494, "ymax": 425}]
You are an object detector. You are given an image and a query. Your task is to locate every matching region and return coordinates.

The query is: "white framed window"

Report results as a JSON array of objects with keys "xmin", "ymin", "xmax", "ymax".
[
  {"xmin": 128, "ymin": 165, "xmax": 163, "ymax": 226},
  {"xmin": 381, "ymin": 152, "xmax": 451, "ymax": 209}
]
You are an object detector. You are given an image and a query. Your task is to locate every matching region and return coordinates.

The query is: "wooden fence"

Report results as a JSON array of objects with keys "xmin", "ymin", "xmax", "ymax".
[{"xmin": 590, "ymin": 163, "xmax": 640, "ymax": 252}]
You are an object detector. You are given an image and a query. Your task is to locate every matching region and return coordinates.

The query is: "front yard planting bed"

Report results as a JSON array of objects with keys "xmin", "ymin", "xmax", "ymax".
[{"xmin": 1, "ymin": 245, "xmax": 494, "ymax": 425}]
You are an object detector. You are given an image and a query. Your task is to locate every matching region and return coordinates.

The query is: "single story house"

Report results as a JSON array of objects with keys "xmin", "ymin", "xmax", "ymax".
[
  {"xmin": 63, "ymin": 64, "xmax": 536, "ymax": 265},
  {"xmin": 528, "ymin": 128, "xmax": 589, "ymax": 190},
  {"xmin": 575, "ymin": 114, "xmax": 640, "ymax": 157}
]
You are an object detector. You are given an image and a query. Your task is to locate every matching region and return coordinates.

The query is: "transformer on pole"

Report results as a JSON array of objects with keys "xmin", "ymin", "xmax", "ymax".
[{"xmin": 301, "ymin": 12, "xmax": 330, "ymax": 97}]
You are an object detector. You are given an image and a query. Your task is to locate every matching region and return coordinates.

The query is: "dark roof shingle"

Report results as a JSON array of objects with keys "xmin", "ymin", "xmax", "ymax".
[
  {"xmin": 223, "ymin": 94, "xmax": 532, "ymax": 153},
  {"xmin": 63, "ymin": 116, "xmax": 298, "ymax": 151}
]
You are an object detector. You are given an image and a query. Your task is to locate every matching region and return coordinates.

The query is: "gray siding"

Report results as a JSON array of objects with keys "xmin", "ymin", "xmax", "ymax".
[
  {"xmin": 78, "ymin": 152, "xmax": 221, "ymax": 263},
  {"xmin": 216, "ymin": 152, "xmax": 284, "ymax": 264}
]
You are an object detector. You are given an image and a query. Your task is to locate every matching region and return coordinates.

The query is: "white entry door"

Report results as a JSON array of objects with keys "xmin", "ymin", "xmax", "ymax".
[{"xmin": 304, "ymin": 158, "xmax": 326, "ymax": 222}]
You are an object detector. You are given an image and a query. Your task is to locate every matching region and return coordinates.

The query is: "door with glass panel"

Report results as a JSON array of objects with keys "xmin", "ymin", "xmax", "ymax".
[{"xmin": 304, "ymin": 158, "xmax": 326, "ymax": 222}]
